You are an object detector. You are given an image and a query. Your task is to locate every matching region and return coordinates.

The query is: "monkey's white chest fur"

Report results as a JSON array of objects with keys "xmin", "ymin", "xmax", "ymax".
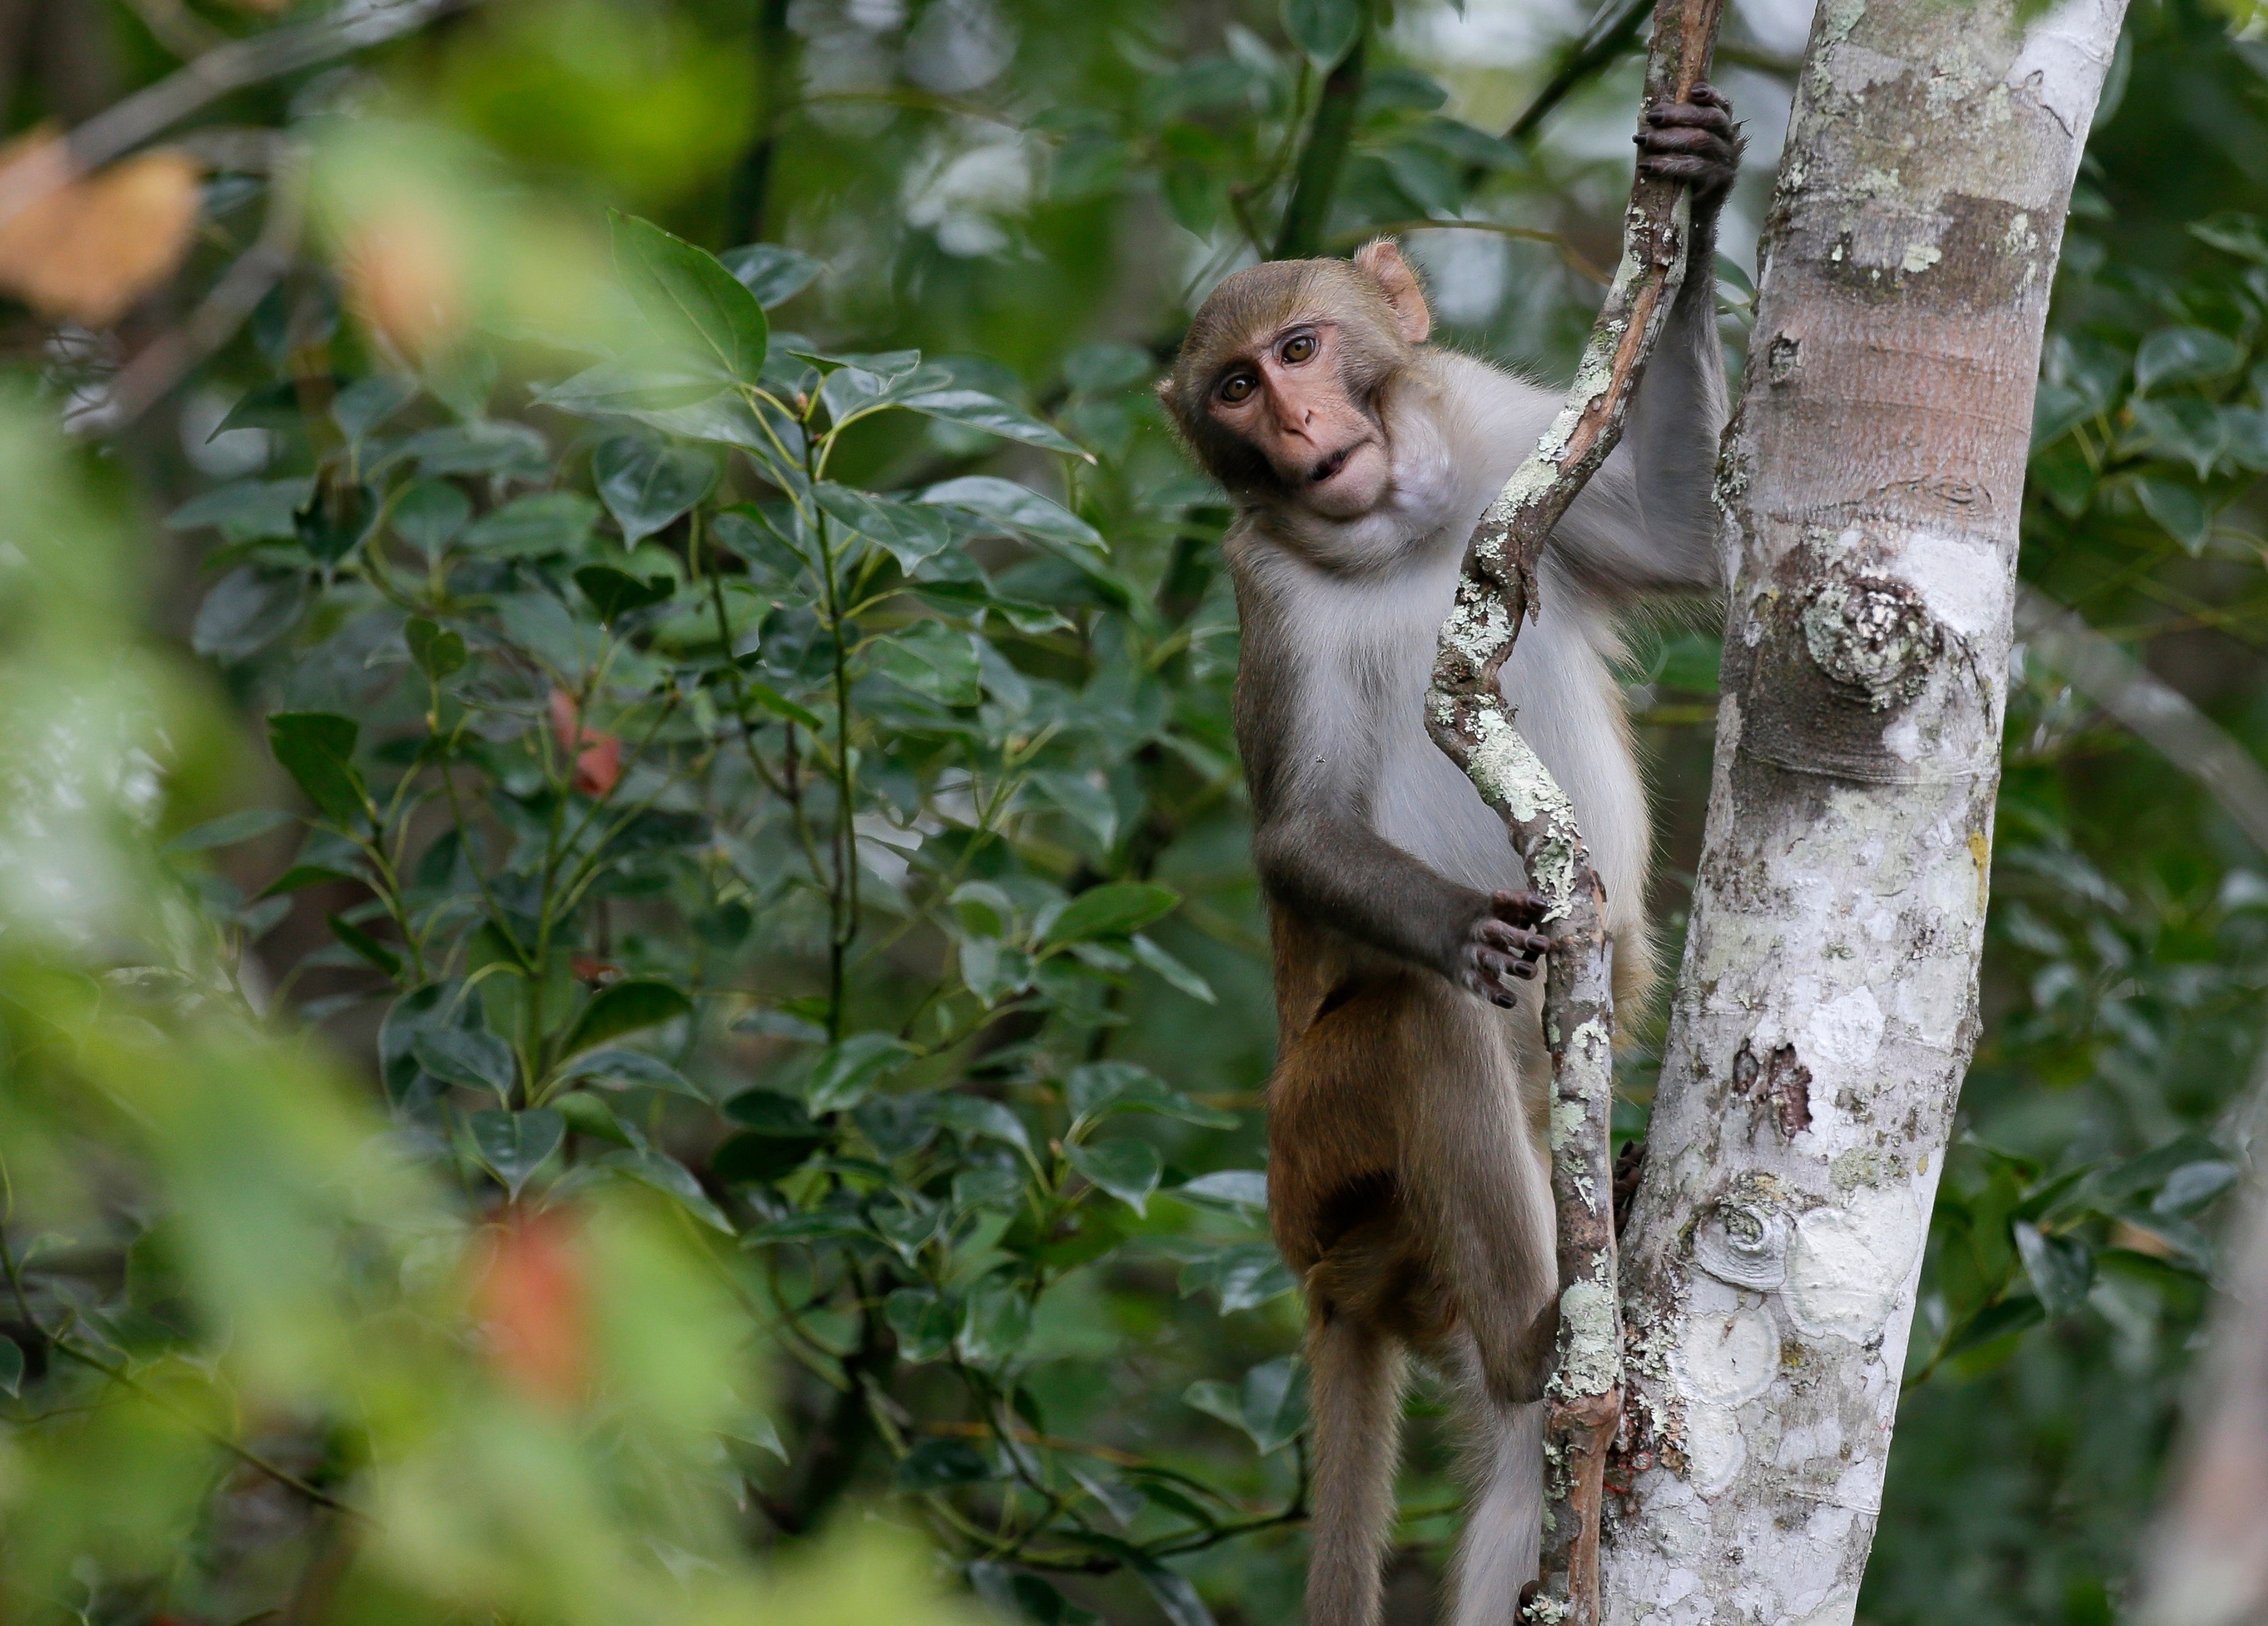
[{"xmin": 1240, "ymin": 353, "xmax": 1653, "ymax": 947}]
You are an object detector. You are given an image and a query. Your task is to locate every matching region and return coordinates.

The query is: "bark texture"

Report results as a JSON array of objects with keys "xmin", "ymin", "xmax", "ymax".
[
  {"xmin": 1427, "ymin": 3, "xmax": 1724, "ymax": 1617},
  {"xmin": 2135, "ymin": 1082, "xmax": 2268, "ymax": 1626},
  {"xmin": 1600, "ymin": 1, "xmax": 2129, "ymax": 1620}
]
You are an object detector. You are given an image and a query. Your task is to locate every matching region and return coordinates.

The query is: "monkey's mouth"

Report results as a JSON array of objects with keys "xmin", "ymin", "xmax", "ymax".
[{"xmin": 1309, "ymin": 444, "xmax": 1361, "ymax": 485}]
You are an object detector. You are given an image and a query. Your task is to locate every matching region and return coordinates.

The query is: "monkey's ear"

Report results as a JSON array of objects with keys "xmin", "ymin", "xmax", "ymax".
[{"xmin": 1353, "ymin": 238, "xmax": 1431, "ymax": 345}]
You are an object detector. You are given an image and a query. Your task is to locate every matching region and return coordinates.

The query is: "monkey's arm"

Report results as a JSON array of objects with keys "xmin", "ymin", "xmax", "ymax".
[
  {"xmin": 1232, "ymin": 594, "xmax": 1547, "ymax": 1005},
  {"xmin": 1253, "ymin": 807, "xmax": 1546, "ymax": 1006},
  {"xmin": 1556, "ymin": 86, "xmax": 1741, "ymax": 596}
]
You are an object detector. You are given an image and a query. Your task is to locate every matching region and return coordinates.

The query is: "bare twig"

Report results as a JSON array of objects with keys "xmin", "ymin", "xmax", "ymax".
[
  {"xmin": 71, "ymin": 136, "xmax": 308, "ymax": 435},
  {"xmin": 2015, "ymin": 585, "xmax": 2268, "ymax": 858},
  {"xmin": 1506, "ymin": 0, "xmax": 1653, "ymax": 141},
  {"xmin": 121, "ymin": 0, "xmax": 227, "ymax": 60},
  {"xmin": 1324, "ymin": 218, "xmax": 1610, "ymax": 285},
  {"xmin": 1423, "ymin": 0, "xmax": 1725, "ymax": 1619}
]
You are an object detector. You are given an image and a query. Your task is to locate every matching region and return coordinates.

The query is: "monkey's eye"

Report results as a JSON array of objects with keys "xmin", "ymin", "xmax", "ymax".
[
  {"xmin": 1220, "ymin": 372, "xmax": 1258, "ymax": 404},
  {"xmin": 1281, "ymin": 333, "xmax": 1318, "ymax": 364}
]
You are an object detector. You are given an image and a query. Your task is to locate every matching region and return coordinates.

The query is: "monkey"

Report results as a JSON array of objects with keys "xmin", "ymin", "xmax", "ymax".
[{"xmin": 1157, "ymin": 88, "xmax": 1742, "ymax": 1626}]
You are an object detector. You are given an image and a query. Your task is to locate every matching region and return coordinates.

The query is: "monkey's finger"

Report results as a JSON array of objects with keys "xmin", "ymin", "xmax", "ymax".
[
  {"xmin": 1636, "ymin": 126, "xmax": 1739, "ymax": 163},
  {"xmin": 1487, "ymin": 888, "xmax": 1550, "ymax": 925},
  {"xmin": 1685, "ymin": 81, "xmax": 1734, "ymax": 111},
  {"xmin": 1640, "ymin": 154, "xmax": 1737, "ymax": 189},
  {"xmin": 1645, "ymin": 100, "xmax": 1735, "ymax": 133}
]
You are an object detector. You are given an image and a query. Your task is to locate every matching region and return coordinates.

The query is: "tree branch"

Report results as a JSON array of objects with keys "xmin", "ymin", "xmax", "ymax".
[
  {"xmin": 1271, "ymin": 12, "xmax": 1371, "ymax": 261},
  {"xmin": 1423, "ymin": 0, "xmax": 1725, "ymax": 1619}
]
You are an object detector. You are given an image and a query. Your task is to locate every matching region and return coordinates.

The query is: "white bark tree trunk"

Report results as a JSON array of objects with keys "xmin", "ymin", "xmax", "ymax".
[{"xmin": 1600, "ymin": 1, "xmax": 2130, "ymax": 1620}]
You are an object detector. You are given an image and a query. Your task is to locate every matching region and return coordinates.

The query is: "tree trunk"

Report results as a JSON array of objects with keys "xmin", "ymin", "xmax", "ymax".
[
  {"xmin": 1600, "ymin": 0, "xmax": 2129, "ymax": 1619},
  {"xmin": 2135, "ymin": 1078, "xmax": 2268, "ymax": 1626}
]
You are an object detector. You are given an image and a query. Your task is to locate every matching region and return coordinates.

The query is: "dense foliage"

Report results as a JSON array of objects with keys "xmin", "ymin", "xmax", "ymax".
[{"xmin": 2, "ymin": 1, "xmax": 2267, "ymax": 1624}]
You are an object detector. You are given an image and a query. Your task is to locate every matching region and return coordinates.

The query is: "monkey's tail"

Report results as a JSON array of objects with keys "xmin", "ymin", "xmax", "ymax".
[
  {"xmin": 1305, "ymin": 1307, "xmax": 1407, "ymax": 1626},
  {"xmin": 1445, "ymin": 1392, "xmax": 1546, "ymax": 1626}
]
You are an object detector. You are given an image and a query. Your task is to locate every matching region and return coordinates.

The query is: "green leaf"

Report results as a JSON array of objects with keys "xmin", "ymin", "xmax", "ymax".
[
  {"xmin": 332, "ymin": 375, "xmax": 418, "ymax": 442},
  {"xmin": 957, "ymin": 1279, "xmax": 1033, "ymax": 1364},
  {"xmin": 742, "ymin": 680, "xmax": 825, "ymax": 731},
  {"xmin": 1067, "ymin": 1061, "xmax": 1236, "ymax": 1130},
  {"xmin": 1130, "ymin": 934, "xmax": 1216, "ymax": 1003},
  {"xmin": 391, "ymin": 481, "xmax": 472, "ymax": 558},
  {"xmin": 885, "ymin": 1286, "xmax": 959, "ymax": 1362},
  {"xmin": 1942, "ymin": 1294, "xmax": 2046, "ymax": 1360},
  {"xmin": 0, "ymin": 1336, "xmax": 22, "ymax": 1397},
  {"xmin": 806, "ymin": 1032, "xmax": 916, "ymax": 1113},
  {"xmin": 1127, "ymin": 1556, "xmax": 1217, "ymax": 1626},
  {"xmin": 561, "ymin": 1046, "xmax": 703, "ymax": 1099},
  {"xmin": 815, "ymin": 483, "xmax": 956, "ymax": 573},
  {"xmin": 2224, "ymin": 405, "xmax": 2268, "ymax": 473},
  {"xmin": 925, "ymin": 1093, "xmax": 1034, "ymax": 1157},
  {"xmin": 2134, "ymin": 477, "xmax": 2214, "ymax": 553},
  {"xmin": 2128, "ymin": 396, "xmax": 2227, "ymax": 476},
  {"xmin": 1282, "ymin": 0, "xmax": 1362, "ymax": 63},
  {"xmin": 896, "ymin": 385, "xmax": 1090, "ymax": 459},
  {"xmin": 1043, "ymin": 882, "xmax": 1180, "ymax": 947},
  {"xmin": 562, "ymin": 979, "xmax": 691, "ymax": 1058},
  {"xmin": 1177, "ymin": 1240, "xmax": 1297, "ymax": 1314},
  {"xmin": 725, "ymin": 1089, "xmax": 816, "ymax": 1134},
  {"xmin": 327, "ymin": 912, "xmax": 402, "ymax": 977},
  {"xmin": 469, "ymin": 1108, "xmax": 564, "ymax": 1199},
  {"xmin": 533, "ymin": 362, "xmax": 725, "ymax": 416},
  {"xmin": 2134, "ymin": 325, "xmax": 2246, "ymax": 392},
  {"xmin": 1177, "ymin": 1170, "xmax": 1268, "ymax": 1210},
  {"xmin": 1065, "ymin": 1139, "xmax": 1162, "ymax": 1214},
  {"xmin": 167, "ymin": 477, "xmax": 312, "ymax": 541},
  {"xmin": 591, "ymin": 1147, "xmax": 733, "ymax": 1231},
  {"xmin": 2189, "ymin": 210, "xmax": 2268, "ymax": 264},
  {"xmin": 720, "ymin": 243, "xmax": 824, "ymax": 307},
  {"xmin": 2012, "ymin": 1221, "xmax": 2094, "ymax": 1316},
  {"xmin": 2154, "ymin": 1160, "xmax": 2240, "ymax": 1216},
  {"xmin": 396, "ymin": 421, "xmax": 549, "ymax": 480},
  {"xmin": 404, "ymin": 617, "xmax": 467, "ymax": 680},
  {"xmin": 552, "ymin": 1090, "xmax": 633, "ymax": 1147},
  {"xmin": 414, "ymin": 1027, "xmax": 518, "ymax": 1103},
  {"xmin": 293, "ymin": 481, "xmax": 377, "ymax": 564},
  {"xmin": 1188, "ymin": 1358, "xmax": 1304, "ymax": 1454},
  {"xmin": 612, "ymin": 211, "xmax": 770, "ymax": 384},
  {"xmin": 267, "ymin": 712, "xmax": 369, "ymax": 826},
  {"xmin": 918, "ymin": 476, "xmax": 1107, "ymax": 566},
  {"xmin": 895, "ymin": 1438, "xmax": 994, "ymax": 1489},
  {"xmin": 192, "ymin": 566, "xmax": 306, "ymax": 660},
  {"xmin": 255, "ymin": 863, "xmax": 363, "ymax": 900},
  {"xmin": 165, "ymin": 807, "xmax": 295, "ymax": 853},
  {"xmin": 871, "ymin": 621, "xmax": 983, "ymax": 705},
  {"xmin": 593, "ymin": 433, "xmax": 716, "ymax": 544},
  {"xmin": 574, "ymin": 564, "xmax": 675, "ymax": 623},
  {"xmin": 711, "ymin": 1132, "xmax": 820, "ymax": 1184},
  {"xmin": 463, "ymin": 492, "xmax": 599, "ymax": 556}
]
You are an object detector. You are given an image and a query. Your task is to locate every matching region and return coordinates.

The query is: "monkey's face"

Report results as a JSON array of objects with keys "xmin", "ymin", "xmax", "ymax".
[
  {"xmin": 1163, "ymin": 242, "xmax": 1432, "ymax": 524},
  {"xmin": 1203, "ymin": 320, "xmax": 1391, "ymax": 519}
]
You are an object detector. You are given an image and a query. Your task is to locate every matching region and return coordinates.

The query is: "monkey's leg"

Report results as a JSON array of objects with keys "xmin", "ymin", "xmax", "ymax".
[
  {"xmin": 1402, "ymin": 989, "xmax": 1559, "ymax": 1405},
  {"xmin": 1442, "ymin": 1339, "xmax": 1547, "ymax": 1626},
  {"xmin": 1304, "ymin": 1301, "xmax": 1406, "ymax": 1626}
]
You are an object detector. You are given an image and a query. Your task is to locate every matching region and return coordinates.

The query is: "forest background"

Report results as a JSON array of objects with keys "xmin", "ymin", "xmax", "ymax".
[{"xmin": 1, "ymin": 0, "xmax": 2266, "ymax": 1623}]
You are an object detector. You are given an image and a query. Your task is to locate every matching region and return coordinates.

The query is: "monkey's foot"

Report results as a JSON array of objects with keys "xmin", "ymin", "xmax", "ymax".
[{"xmin": 1636, "ymin": 82, "xmax": 1742, "ymax": 201}]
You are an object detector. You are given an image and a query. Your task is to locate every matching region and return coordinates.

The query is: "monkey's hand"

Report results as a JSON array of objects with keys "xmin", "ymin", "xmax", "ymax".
[
  {"xmin": 1636, "ymin": 83, "xmax": 1743, "ymax": 226},
  {"xmin": 1461, "ymin": 890, "xmax": 1551, "ymax": 1009}
]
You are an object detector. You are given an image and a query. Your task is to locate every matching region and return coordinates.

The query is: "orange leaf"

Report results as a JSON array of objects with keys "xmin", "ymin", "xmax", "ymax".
[
  {"xmin": 342, "ymin": 194, "xmax": 467, "ymax": 360},
  {"xmin": 475, "ymin": 1209, "xmax": 589, "ymax": 1409},
  {"xmin": 0, "ymin": 129, "xmax": 201, "ymax": 328},
  {"xmin": 548, "ymin": 688, "xmax": 623, "ymax": 797}
]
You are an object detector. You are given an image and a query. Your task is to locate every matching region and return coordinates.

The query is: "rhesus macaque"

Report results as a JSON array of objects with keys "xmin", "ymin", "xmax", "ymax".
[{"xmin": 1158, "ymin": 89, "xmax": 1742, "ymax": 1626}]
